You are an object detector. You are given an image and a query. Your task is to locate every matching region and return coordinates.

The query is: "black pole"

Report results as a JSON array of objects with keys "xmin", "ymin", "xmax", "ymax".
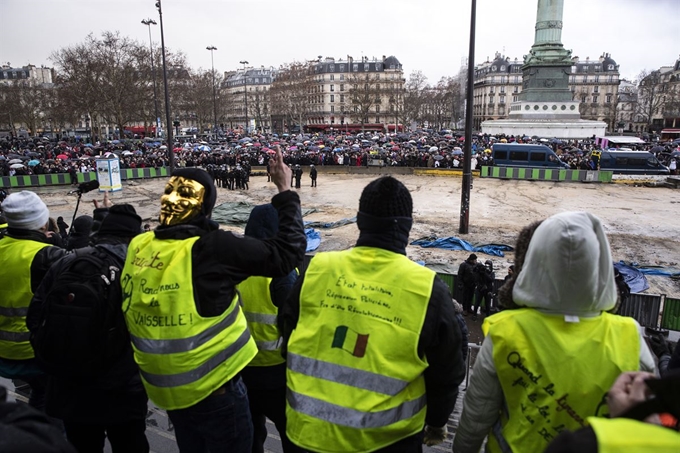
[
  {"xmin": 156, "ymin": 0, "xmax": 174, "ymax": 172},
  {"xmin": 142, "ymin": 19, "xmax": 160, "ymax": 139},
  {"xmin": 459, "ymin": 0, "xmax": 476, "ymax": 234},
  {"xmin": 207, "ymin": 46, "xmax": 218, "ymax": 136}
]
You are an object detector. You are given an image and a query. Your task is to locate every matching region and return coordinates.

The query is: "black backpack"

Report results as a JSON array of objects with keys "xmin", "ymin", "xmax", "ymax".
[{"xmin": 31, "ymin": 246, "xmax": 128, "ymax": 377}]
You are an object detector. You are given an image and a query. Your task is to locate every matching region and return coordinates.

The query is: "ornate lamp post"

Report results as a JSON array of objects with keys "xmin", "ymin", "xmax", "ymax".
[
  {"xmin": 240, "ymin": 60, "xmax": 249, "ymax": 133},
  {"xmin": 141, "ymin": 18, "xmax": 160, "ymax": 138}
]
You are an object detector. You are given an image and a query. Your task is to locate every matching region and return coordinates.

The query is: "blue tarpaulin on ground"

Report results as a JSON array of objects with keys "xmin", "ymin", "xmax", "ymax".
[
  {"xmin": 614, "ymin": 261, "xmax": 650, "ymax": 294},
  {"xmin": 306, "ymin": 228, "xmax": 321, "ymax": 252},
  {"xmin": 410, "ymin": 237, "xmax": 514, "ymax": 257}
]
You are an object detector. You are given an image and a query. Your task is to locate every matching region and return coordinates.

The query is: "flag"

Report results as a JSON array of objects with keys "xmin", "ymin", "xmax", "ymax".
[{"xmin": 332, "ymin": 325, "xmax": 369, "ymax": 358}]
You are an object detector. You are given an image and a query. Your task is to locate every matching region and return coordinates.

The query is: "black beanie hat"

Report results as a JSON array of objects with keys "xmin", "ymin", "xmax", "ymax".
[
  {"xmin": 171, "ymin": 168, "xmax": 217, "ymax": 216},
  {"xmin": 359, "ymin": 176, "xmax": 412, "ymax": 218},
  {"xmin": 97, "ymin": 204, "xmax": 142, "ymax": 238}
]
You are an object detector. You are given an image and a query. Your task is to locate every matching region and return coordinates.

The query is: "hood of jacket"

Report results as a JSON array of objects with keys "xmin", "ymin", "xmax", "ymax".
[{"xmin": 512, "ymin": 211, "xmax": 616, "ymax": 317}]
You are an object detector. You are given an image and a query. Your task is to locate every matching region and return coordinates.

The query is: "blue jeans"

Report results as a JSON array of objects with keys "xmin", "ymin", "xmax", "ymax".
[{"xmin": 167, "ymin": 376, "xmax": 253, "ymax": 453}]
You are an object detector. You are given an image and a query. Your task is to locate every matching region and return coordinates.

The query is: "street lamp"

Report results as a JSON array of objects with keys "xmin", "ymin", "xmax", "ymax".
[
  {"xmin": 141, "ymin": 18, "xmax": 160, "ymax": 138},
  {"xmin": 206, "ymin": 46, "xmax": 218, "ymax": 137},
  {"xmin": 85, "ymin": 115, "xmax": 90, "ymax": 142},
  {"xmin": 240, "ymin": 60, "xmax": 249, "ymax": 134},
  {"xmin": 155, "ymin": 0, "xmax": 175, "ymax": 171}
]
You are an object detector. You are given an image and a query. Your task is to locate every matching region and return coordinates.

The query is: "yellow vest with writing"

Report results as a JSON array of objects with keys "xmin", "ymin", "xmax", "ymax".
[
  {"xmin": 237, "ymin": 276, "xmax": 285, "ymax": 367},
  {"xmin": 588, "ymin": 417, "xmax": 680, "ymax": 453},
  {"xmin": 122, "ymin": 232, "xmax": 257, "ymax": 410},
  {"xmin": 483, "ymin": 309, "xmax": 639, "ymax": 453},
  {"xmin": 0, "ymin": 237, "xmax": 51, "ymax": 360},
  {"xmin": 286, "ymin": 247, "xmax": 435, "ymax": 453}
]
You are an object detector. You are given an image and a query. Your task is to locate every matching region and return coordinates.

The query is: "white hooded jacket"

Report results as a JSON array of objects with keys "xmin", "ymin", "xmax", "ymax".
[{"xmin": 453, "ymin": 212, "xmax": 656, "ymax": 453}]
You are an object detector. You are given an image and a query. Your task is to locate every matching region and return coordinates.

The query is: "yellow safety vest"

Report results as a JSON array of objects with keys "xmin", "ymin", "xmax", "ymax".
[
  {"xmin": 286, "ymin": 247, "xmax": 435, "ymax": 453},
  {"xmin": 588, "ymin": 417, "xmax": 680, "ymax": 453},
  {"xmin": 122, "ymin": 232, "xmax": 257, "ymax": 410},
  {"xmin": 0, "ymin": 237, "xmax": 51, "ymax": 360},
  {"xmin": 483, "ymin": 309, "xmax": 640, "ymax": 453},
  {"xmin": 237, "ymin": 276, "xmax": 285, "ymax": 367}
]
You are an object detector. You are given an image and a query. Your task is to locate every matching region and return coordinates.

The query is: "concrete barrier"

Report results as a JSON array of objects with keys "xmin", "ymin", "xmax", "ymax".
[
  {"xmin": 480, "ymin": 166, "xmax": 612, "ymax": 183},
  {"xmin": 1, "ymin": 167, "xmax": 170, "ymax": 189}
]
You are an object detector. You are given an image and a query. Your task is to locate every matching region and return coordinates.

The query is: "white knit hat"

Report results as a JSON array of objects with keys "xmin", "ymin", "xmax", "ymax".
[{"xmin": 1, "ymin": 191, "xmax": 50, "ymax": 231}]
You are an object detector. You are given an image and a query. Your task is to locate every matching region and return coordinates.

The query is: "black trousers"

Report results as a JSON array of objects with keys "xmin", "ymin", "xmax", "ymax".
[
  {"xmin": 247, "ymin": 385, "xmax": 302, "ymax": 453},
  {"xmin": 64, "ymin": 419, "xmax": 149, "ymax": 453}
]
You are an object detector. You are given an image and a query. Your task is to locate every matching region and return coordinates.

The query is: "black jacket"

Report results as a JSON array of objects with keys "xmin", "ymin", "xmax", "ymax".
[
  {"xmin": 280, "ymin": 211, "xmax": 466, "ymax": 429},
  {"xmin": 27, "ymin": 240, "xmax": 148, "ymax": 424},
  {"xmin": 153, "ymin": 190, "xmax": 306, "ymax": 318}
]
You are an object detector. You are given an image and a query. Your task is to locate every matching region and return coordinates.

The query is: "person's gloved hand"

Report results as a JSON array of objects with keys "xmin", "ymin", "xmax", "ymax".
[
  {"xmin": 648, "ymin": 334, "xmax": 670, "ymax": 358},
  {"xmin": 423, "ymin": 424, "xmax": 448, "ymax": 446}
]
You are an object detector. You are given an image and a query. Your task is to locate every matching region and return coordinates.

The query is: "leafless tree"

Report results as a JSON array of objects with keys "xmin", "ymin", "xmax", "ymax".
[
  {"xmin": 270, "ymin": 62, "xmax": 314, "ymax": 132},
  {"xmin": 347, "ymin": 72, "xmax": 382, "ymax": 130}
]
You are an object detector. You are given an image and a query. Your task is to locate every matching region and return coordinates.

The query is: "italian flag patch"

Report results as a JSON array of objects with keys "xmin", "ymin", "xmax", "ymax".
[{"xmin": 332, "ymin": 325, "xmax": 369, "ymax": 357}]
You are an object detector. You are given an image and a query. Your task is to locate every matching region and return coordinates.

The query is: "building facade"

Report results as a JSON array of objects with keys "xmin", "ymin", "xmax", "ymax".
[{"xmin": 473, "ymin": 52, "xmax": 620, "ymax": 131}]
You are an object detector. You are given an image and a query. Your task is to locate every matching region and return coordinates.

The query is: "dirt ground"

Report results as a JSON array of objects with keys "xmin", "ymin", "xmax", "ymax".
[{"xmin": 38, "ymin": 172, "xmax": 680, "ymax": 298}]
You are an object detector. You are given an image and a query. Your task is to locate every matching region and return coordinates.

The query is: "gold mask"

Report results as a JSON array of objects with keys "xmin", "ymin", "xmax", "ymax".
[{"xmin": 159, "ymin": 176, "xmax": 206, "ymax": 226}]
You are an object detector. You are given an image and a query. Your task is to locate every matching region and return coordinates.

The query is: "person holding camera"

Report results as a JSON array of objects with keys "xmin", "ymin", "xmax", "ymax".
[{"xmin": 472, "ymin": 260, "xmax": 495, "ymax": 320}]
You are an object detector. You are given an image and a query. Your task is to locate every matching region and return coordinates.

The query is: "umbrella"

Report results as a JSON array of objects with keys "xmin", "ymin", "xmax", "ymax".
[
  {"xmin": 429, "ymin": 146, "xmax": 438, "ymax": 152},
  {"xmin": 28, "ymin": 159, "xmax": 41, "ymax": 166},
  {"xmin": 452, "ymin": 149, "xmax": 463, "ymax": 155},
  {"xmin": 9, "ymin": 158, "xmax": 23, "ymax": 164},
  {"xmin": 122, "ymin": 151, "xmax": 134, "ymax": 156},
  {"xmin": 10, "ymin": 163, "xmax": 25, "ymax": 169},
  {"xmin": 159, "ymin": 145, "xmax": 168, "ymax": 150},
  {"xmin": 0, "ymin": 155, "xmax": 5, "ymax": 160},
  {"xmin": 433, "ymin": 155, "xmax": 444, "ymax": 161},
  {"xmin": 112, "ymin": 140, "xmax": 121, "ymax": 144},
  {"xmin": 266, "ymin": 149, "xmax": 276, "ymax": 155},
  {"xmin": 57, "ymin": 154, "xmax": 69, "ymax": 160},
  {"xmin": 84, "ymin": 143, "xmax": 94, "ymax": 147}
]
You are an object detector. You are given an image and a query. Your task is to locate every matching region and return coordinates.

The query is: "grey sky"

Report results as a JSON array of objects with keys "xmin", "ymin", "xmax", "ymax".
[{"xmin": 0, "ymin": 0, "xmax": 677, "ymax": 84}]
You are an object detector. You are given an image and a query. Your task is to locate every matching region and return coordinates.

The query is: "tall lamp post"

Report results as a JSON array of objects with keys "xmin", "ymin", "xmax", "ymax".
[
  {"xmin": 141, "ymin": 18, "xmax": 160, "ymax": 138},
  {"xmin": 240, "ymin": 60, "xmax": 249, "ymax": 134},
  {"xmin": 206, "ymin": 46, "xmax": 218, "ymax": 137},
  {"xmin": 155, "ymin": 0, "xmax": 174, "ymax": 171},
  {"xmin": 85, "ymin": 115, "xmax": 90, "ymax": 142}
]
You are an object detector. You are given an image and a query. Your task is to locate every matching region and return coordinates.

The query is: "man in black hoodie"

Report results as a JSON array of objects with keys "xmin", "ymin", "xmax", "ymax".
[
  {"xmin": 280, "ymin": 176, "xmax": 465, "ymax": 452},
  {"xmin": 120, "ymin": 148, "xmax": 306, "ymax": 453}
]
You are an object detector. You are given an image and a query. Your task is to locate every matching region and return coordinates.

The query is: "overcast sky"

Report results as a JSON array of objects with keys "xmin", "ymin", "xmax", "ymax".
[{"xmin": 1, "ymin": 0, "xmax": 677, "ymax": 84}]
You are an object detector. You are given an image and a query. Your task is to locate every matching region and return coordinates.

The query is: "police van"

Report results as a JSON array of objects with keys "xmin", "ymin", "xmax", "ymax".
[
  {"xmin": 597, "ymin": 150, "xmax": 669, "ymax": 175},
  {"xmin": 491, "ymin": 143, "xmax": 569, "ymax": 169}
]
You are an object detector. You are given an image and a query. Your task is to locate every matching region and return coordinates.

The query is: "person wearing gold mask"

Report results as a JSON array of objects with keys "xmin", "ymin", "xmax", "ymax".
[{"xmin": 121, "ymin": 148, "xmax": 306, "ymax": 453}]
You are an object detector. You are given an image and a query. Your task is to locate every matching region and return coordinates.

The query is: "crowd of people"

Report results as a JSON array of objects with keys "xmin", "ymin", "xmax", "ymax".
[
  {"xmin": 1, "ymin": 143, "xmax": 679, "ymax": 452},
  {"xmin": 2, "ymin": 130, "xmax": 679, "ymax": 179}
]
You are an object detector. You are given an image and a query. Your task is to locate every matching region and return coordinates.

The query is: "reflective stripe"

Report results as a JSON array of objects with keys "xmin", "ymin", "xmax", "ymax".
[
  {"xmin": 288, "ymin": 353, "xmax": 410, "ymax": 396},
  {"xmin": 131, "ymin": 303, "xmax": 240, "ymax": 354},
  {"xmin": 0, "ymin": 330, "xmax": 31, "ymax": 342},
  {"xmin": 287, "ymin": 388, "xmax": 426, "ymax": 429},
  {"xmin": 0, "ymin": 306, "xmax": 29, "ymax": 317},
  {"xmin": 256, "ymin": 338, "xmax": 283, "ymax": 351},
  {"xmin": 244, "ymin": 312, "xmax": 277, "ymax": 325},
  {"xmin": 141, "ymin": 327, "xmax": 251, "ymax": 388}
]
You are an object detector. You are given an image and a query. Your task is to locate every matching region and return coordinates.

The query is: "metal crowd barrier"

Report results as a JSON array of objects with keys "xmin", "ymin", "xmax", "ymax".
[{"xmin": 434, "ymin": 272, "xmax": 677, "ymax": 333}]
